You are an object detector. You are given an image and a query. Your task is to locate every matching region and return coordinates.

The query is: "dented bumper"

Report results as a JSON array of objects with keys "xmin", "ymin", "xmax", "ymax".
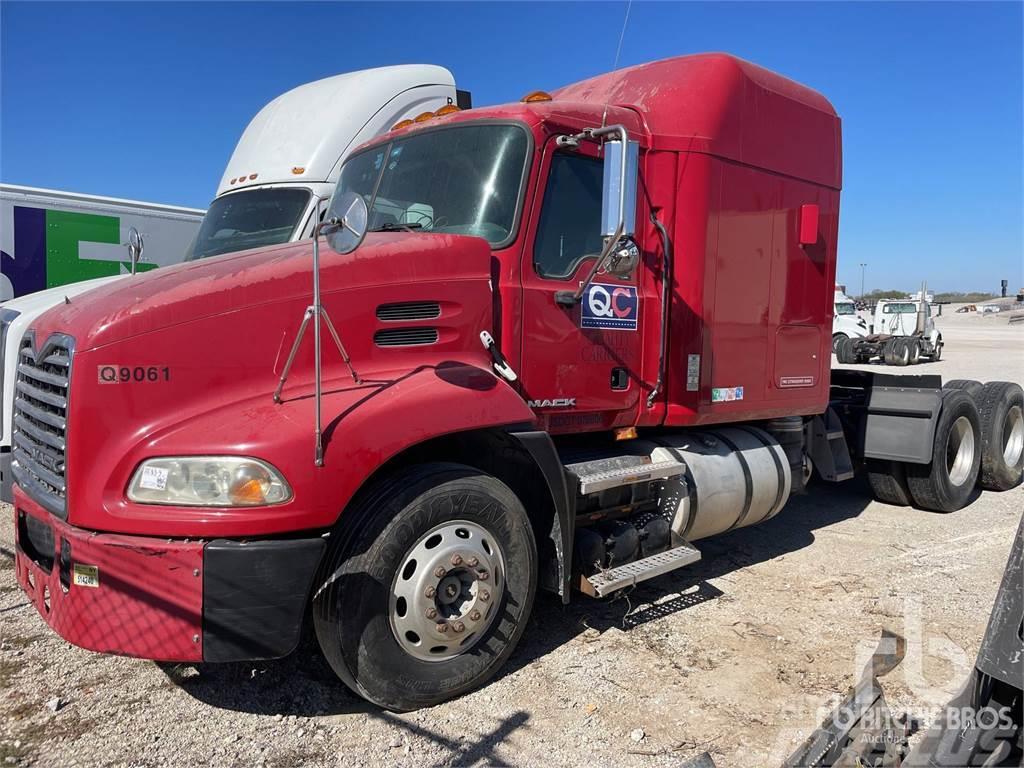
[{"xmin": 12, "ymin": 486, "xmax": 325, "ymax": 663}]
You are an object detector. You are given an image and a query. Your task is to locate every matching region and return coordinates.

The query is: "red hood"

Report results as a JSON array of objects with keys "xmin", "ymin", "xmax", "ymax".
[{"xmin": 30, "ymin": 232, "xmax": 492, "ymax": 350}]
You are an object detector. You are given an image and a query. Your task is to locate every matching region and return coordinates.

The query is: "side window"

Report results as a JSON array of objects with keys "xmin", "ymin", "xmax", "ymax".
[{"xmin": 533, "ymin": 153, "xmax": 604, "ymax": 278}]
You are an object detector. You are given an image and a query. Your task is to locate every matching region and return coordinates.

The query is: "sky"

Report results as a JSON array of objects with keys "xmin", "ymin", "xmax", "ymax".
[{"xmin": 1, "ymin": 1, "xmax": 1021, "ymax": 293}]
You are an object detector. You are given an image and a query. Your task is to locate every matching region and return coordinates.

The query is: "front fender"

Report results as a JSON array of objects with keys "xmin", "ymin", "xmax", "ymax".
[{"xmin": 84, "ymin": 363, "xmax": 535, "ymax": 537}]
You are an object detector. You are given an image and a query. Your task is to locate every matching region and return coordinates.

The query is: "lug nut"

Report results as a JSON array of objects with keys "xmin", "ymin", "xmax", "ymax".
[
  {"xmin": 452, "ymin": 621, "xmax": 466, "ymax": 633},
  {"xmin": 469, "ymin": 610, "xmax": 481, "ymax": 622},
  {"xmin": 434, "ymin": 567, "xmax": 446, "ymax": 578},
  {"xmin": 479, "ymin": 589, "xmax": 490, "ymax": 602},
  {"xmin": 436, "ymin": 623, "xmax": 449, "ymax": 633},
  {"xmin": 450, "ymin": 554, "xmax": 463, "ymax": 566},
  {"xmin": 466, "ymin": 556, "xmax": 479, "ymax": 567},
  {"xmin": 477, "ymin": 570, "xmax": 489, "ymax": 581},
  {"xmin": 424, "ymin": 586, "xmax": 436, "ymax": 598},
  {"xmin": 425, "ymin": 608, "xmax": 437, "ymax": 619}
]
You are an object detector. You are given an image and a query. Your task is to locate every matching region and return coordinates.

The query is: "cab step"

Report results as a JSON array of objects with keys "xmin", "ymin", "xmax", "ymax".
[
  {"xmin": 809, "ymin": 408, "xmax": 855, "ymax": 482},
  {"xmin": 568, "ymin": 458, "xmax": 686, "ymax": 495},
  {"xmin": 579, "ymin": 541, "xmax": 702, "ymax": 597}
]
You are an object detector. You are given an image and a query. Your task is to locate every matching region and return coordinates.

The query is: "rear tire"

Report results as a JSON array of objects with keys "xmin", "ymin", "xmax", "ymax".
[
  {"xmin": 836, "ymin": 336, "xmax": 855, "ymax": 364},
  {"xmin": 943, "ymin": 379, "xmax": 984, "ymax": 400},
  {"xmin": 891, "ymin": 338, "xmax": 911, "ymax": 366},
  {"xmin": 312, "ymin": 463, "xmax": 537, "ymax": 710},
  {"xmin": 907, "ymin": 339, "xmax": 920, "ymax": 365},
  {"xmin": 867, "ymin": 459, "xmax": 913, "ymax": 506},
  {"xmin": 976, "ymin": 381, "xmax": 1024, "ymax": 491},
  {"xmin": 882, "ymin": 338, "xmax": 898, "ymax": 365},
  {"xmin": 906, "ymin": 389, "xmax": 981, "ymax": 512}
]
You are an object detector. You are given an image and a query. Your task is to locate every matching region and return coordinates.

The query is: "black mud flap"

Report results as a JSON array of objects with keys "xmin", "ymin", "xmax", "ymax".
[
  {"xmin": 831, "ymin": 371, "xmax": 942, "ymax": 464},
  {"xmin": 203, "ymin": 537, "xmax": 326, "ymax": 662}
]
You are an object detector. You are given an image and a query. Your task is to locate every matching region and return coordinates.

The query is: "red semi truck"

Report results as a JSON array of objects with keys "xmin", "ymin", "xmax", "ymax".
[{"xmin": 10, "ymin": 54, "xmax": 1023, "ymax": 711}]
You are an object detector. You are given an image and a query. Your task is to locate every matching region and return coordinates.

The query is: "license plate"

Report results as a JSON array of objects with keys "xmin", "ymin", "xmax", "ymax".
[{"xmin": 72, "ymin": 564, "xmax": 100, "ymax": 588}]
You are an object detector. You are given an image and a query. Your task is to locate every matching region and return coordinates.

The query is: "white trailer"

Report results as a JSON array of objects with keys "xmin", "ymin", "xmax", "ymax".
[{"xmin": 1, "ymin": 184, "xmax": 204, "ymax": 301}]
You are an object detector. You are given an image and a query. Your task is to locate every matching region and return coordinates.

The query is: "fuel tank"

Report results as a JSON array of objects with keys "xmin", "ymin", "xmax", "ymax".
[{"xmin": 649, "ymin": 427, "xmax": 791, "ymax": 541}]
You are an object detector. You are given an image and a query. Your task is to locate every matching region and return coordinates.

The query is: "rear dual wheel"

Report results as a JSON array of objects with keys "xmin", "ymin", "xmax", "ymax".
[
  {"xmin": 943, "ymin": 380, "xmax": 1023, "ymax": 490},
  {"xmin": 312, "ymin": 463, "xmax": 537, "ymax": 711},
  {"xmin": 906, "ymin": 389, "xmax": 981, "ymax": 512}
]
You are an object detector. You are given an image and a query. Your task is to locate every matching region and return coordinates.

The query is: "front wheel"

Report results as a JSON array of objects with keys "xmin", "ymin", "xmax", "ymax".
[{"xmin": 312, "ymin": 463, "xmax": 537, "ymax": 711}]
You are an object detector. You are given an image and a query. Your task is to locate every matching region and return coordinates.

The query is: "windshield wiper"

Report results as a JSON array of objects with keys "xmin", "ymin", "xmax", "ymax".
[{"xmin": 368, "ymin": 221, "xmax": 424, "ymax": 233}]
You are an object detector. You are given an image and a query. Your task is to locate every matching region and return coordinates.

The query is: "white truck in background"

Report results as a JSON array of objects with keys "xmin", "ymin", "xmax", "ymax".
[
  {"xmin": 835, "ymin": 292, "xmax": 944, "ymax": 366},
  {"xmin": 0, "ymin": 64, "xmax": 468, "ymax": 501},
  {"xmin": 832, "ymin": 287, "xmax": 867, "ymax": 353}
]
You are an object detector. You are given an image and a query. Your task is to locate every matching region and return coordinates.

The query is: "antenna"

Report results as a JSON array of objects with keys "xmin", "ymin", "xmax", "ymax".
[{"xmin": 601, "ymin": 0, "xmax": 633, "ymax": 128}]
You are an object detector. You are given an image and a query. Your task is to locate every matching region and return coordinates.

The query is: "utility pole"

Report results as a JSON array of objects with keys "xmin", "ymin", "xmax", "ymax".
[{"xmin": 859, "ymin": 263, "xmax": 867, "ymax": 302}]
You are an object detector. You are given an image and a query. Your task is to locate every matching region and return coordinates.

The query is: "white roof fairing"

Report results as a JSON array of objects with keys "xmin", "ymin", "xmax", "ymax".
[{"xmin": 217, "ymin": 65, "xmax": 457, "ymax": 196}]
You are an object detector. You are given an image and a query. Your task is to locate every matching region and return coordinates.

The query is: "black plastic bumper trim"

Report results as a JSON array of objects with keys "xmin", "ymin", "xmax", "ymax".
[{"xmin": 203, "ymin": 537, "xmax": 326, "ymax": 663}]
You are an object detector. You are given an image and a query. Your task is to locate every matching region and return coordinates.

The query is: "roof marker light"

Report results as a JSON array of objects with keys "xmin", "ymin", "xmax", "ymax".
[
  {"xmin": 435, "ymin": 104, "xmax": 460, "ymax": 116},
  {"xmin": 413, "ymin": 111, "xmax": 436, "ymax": 123},
  {"xmin": 249, "ymin": 173, "xmax": 258, "ymax": 180},
  {"xmin": 291, "ymin": 167, "xmax": 305, "ymax": 175},
  {"xmin": 229, "ymin": 178, "xmax": 237, "ymax": 184},
  {"xmin": 521, "ymin": 90, "xmax": 553, "ymax": 103},
  {"xmin": 391, "ymin": 119, "xmax": 414, "ymax": 131}
]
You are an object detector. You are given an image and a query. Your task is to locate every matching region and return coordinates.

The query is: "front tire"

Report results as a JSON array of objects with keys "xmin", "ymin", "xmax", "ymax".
[{"xmin": 312, "ymin": 463, "xmax": 537, "ymax": 710}]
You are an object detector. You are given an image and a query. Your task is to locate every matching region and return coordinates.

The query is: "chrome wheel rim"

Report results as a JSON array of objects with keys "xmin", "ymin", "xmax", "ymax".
[
  {"xmin": 1003, "ymin": 405, "xmax": 1024, "ymax": 467},
  {"xmin": 389, "ymin": 520, "xmax": 504, "ymax": 662},
  {"xmin": 946, "ymin": 416, "xmax": 976, "ymax": 487}
]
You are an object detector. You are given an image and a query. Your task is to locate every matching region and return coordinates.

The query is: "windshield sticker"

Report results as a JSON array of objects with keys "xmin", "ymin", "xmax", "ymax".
[{"xmin": 582, "ymin": 283, "xmax": 638, "ymax": 331}]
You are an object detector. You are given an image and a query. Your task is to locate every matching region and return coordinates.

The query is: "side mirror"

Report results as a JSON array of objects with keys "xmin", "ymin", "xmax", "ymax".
[
  {"xmin": 127, "ymin": 226, "xmax": 144, "ymax": 274},
  {"xmin": 323, "ymin": 192, "xmax": 368, "ymax": 254},
  {"xmin": 601, "ymin": 138, "xmax": 639, "ymax": 237}
]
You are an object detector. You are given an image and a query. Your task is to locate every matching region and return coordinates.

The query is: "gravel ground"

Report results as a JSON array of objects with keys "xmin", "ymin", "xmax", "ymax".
[{"xmin": 2, "ymin": 312, "xmax": 1021, "ymax": 767}]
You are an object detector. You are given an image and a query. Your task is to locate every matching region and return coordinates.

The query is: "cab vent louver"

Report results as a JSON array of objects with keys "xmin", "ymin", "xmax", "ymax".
[
  {"xmin": 374, "ymin": 328, "xmax": 439, "ymax": 347},
  {"xmin": 376, "ymin": 302, "xmax": 441, "ymax": 322}
]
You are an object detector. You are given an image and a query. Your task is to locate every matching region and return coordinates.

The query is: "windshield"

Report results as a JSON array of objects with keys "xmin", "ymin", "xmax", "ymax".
[
  {"xmin": 332, "ymin": 124, "xmax": 529, "ymax": 247},
  {"xmin": 187, "ymin": 188, "xmax": 311, "ymax": 260},
  {"xmin": 835, "ymin": 302, "xmax": 856, "ymax": 315}
]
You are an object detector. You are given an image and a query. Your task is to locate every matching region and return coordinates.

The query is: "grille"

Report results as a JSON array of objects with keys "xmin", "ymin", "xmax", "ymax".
[
  {"xmin": 374, "ymin": 327, "xmax": 439, "ymax": 347},
  {"xmin": 376, "ymin": 302, "xmax": 441, "ymax": 322},
  {"xmin": 11, "ymin": 334, "xmax": 72, "ymax": 517}
]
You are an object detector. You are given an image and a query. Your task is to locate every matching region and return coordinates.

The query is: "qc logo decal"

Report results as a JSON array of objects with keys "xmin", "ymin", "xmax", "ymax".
[{"xmin": 581, "ymin": 283, "xmax": 639, "ymax": 331}]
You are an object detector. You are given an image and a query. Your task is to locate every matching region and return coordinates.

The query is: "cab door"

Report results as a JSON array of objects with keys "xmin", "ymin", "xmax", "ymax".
[{"xmin": 517, "ymin": 140, "xmax": 645, "ymax": 434}]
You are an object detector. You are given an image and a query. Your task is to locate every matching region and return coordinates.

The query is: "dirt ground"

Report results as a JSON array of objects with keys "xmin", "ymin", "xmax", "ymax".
[{"xmin": 1, "ymin": 311, "xmax": 1021, "ymax": 767}]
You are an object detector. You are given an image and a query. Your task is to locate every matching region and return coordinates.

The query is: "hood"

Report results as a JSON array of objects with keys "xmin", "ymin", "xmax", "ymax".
[
  {"xmin": 30, "ymin": 233, "xmax": 493, "ymax": 351},
  {"xmin": 2, "ymin": 275, "xmax": 129, "ymax": 316}
]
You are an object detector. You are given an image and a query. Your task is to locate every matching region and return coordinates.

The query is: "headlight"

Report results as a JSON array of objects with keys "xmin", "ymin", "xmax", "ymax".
[{"xmin": 127, "ymin": 457, "xmax": 292, "ymax": 506}]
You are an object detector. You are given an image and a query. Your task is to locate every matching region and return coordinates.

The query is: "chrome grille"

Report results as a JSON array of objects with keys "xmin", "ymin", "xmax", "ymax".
[
  {"xmin": 376, "ymin": 301, "xmax": 441, "ymax": 322},
  {"xmin": 374, "ymin": 327, "xmax": 439, "ymax": 347},
  {"xmin": 11, "ymin": 333, "xmax": 72, "ymax": 517}
]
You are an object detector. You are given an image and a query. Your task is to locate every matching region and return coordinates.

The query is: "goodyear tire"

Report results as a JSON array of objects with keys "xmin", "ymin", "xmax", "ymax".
[
  {"xmin": 976, "ymin": 381, "xmax": 1024, "ymax": 491},
  {"xmin": 943, "ymin": 379, "xmax": 984, "ymax": 400},
  {"xmin": 867, "ymin": 460, "xmax": 913, "ymax": 506},
  {"xmin": 312, "ymin": 463, "xmax": 537, "ymax": 711},
  {"xmin": 906, "ymin": 389, "xmax": 981, "ymax": 512}
]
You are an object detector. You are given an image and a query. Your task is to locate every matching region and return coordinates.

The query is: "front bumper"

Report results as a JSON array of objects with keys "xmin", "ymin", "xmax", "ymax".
[{"xmin": 13, "ymin": 486, "xmax": 325, "ymax": 663}]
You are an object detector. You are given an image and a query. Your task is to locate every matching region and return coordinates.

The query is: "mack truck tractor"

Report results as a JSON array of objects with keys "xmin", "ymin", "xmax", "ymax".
[{"xmin": 10, "ymin": 54, "xmax": 1024, "ymax": 712}]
